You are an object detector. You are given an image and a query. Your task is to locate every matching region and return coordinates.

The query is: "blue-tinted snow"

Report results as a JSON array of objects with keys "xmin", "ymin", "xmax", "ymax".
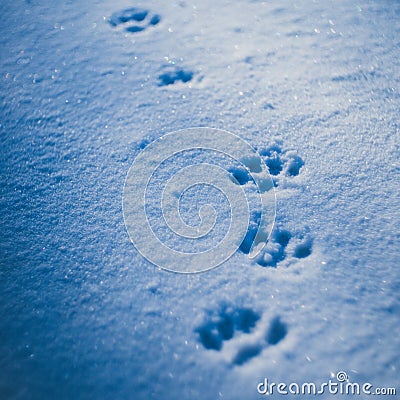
[{"xmin": 0, "ymin": 0, "xmax": 399, "ymax": 399}]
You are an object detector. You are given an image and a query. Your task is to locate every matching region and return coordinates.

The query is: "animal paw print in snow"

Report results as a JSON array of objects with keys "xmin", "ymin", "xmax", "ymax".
[
  {"xmin": 228, "ymin": 141, "xmax": 312, "ymax": 267},
  {"xmin": 196, "ymin": 304, "xmax": 288, "ymax": 366},
  {"xmin": 196, "ymin": 305, "xmax": 260, "ymax": 351},
  {"xmin": 259, "ymin": 141, "xmax": 304, "ymax": 178},
  {"xmin": 108, "ymin": 7, "xmax": 161, "ymax": 33}
]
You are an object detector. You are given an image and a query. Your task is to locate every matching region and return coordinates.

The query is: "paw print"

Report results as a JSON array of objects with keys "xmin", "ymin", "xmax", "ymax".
[
  {"xmin": 259, "ymin": 141, "xmax": 304, "ymax": 178},
  {"xmin": 255, "ymin": 228, "xmax": 313, "ymax": 267},
  {"xmin": 196, "ymin": 304, "xmax": 288, "ymax": 366},
  {"xmin": 108, "ymin": 7, "xmax": 161, "ymax": 34},
  {"xmin": 158, "ymin": 67, "xmax": 194, "ymax": 86},
  {"xmin": 196, "ymin": 305, "xmax": 260, "ymax": 351},
  {"xmin": 228, "ymin": 140, "xmax": 311, "ymax": 267}
]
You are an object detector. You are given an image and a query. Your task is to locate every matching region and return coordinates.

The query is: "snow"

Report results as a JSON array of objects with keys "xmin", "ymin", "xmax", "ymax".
[{"xmin": 0, "ymin": 0, "xmax": 399, "ymax": 399}]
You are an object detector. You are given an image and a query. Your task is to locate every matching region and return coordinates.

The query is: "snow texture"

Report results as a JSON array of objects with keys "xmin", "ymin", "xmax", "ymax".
[{"xmin": 0, "ymin": 0, "xmax": 399, "ymax": 399}]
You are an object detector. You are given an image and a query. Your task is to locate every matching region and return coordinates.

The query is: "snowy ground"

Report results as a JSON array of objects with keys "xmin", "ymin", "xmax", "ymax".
[{"xmin": 1, "ymin": 0, "xmax": 399, "ymax": 399}]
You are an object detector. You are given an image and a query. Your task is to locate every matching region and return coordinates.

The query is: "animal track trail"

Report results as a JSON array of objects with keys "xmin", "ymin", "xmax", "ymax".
[
  {"xmin": 196, "ymin": 304, "xmax": 288, "ymax": 366},
  {"xmin": 108, "ymin": 7, "xmax": 161, "ymax": 34},
  {"xmin": 108, "ymin": 8, "xmax": 195, "ymax": 87},
  {"xmin": 229, "ymin": 141, "xmax": 312, "ymax": 267}
]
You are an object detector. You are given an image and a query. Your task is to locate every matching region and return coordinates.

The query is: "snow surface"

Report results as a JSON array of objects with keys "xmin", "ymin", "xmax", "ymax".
[{"xmin": 0, "ymin": 0, "xmax": 399, "ymax": 399}]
